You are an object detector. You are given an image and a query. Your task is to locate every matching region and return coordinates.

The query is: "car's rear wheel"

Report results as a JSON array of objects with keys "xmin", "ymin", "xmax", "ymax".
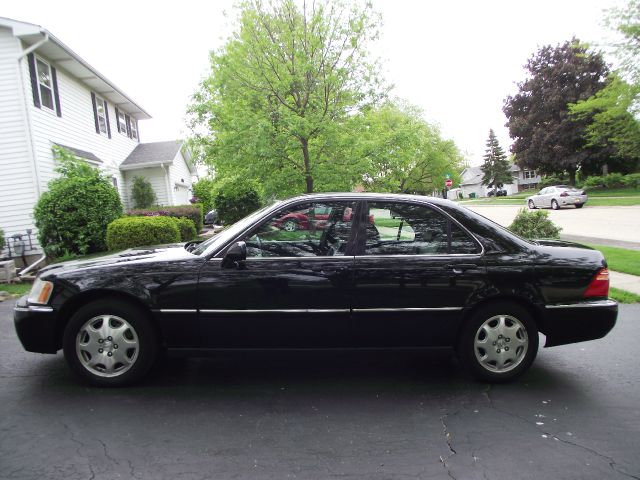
[
  {"xmin": 528, "ymin": 200, "xmax": 536, "ymax": 209},
  {"xmin": 459, "ymin": 302, "xmax": 538, "ymax": 382},
  {"xmin": 575, "ymin": 203, "xmax": 584, "ymax": 209},
  {"xmin": 63, "ymin": 300, "xmax": 157, "ymax": 387},
  {"xmin": 282, "ymin": 219, "xmax": 298, "ymax": 232},
  {"xmin": 551, "ymin": 199, "xmax": 559, "ymax": 210}
]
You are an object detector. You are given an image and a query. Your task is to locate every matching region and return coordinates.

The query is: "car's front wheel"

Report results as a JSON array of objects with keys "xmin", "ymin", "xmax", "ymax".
[
  {"xmin": 528, "ymin": 200, "xmax": 536, "ymax": 209},
  {"xmin": 459, "ymin": 302, "xmax": 538, "ymax": 382},
  {"xmin": 63, "ymin": 300, "xmax": 158, "ymax": 387},
  {"xmin": 282, "ymin": 219, "xmax": 298, "ymax": 232},
  {"xmin": 551, "ymin": 199, "xmax": 560, "ymax": 210}
]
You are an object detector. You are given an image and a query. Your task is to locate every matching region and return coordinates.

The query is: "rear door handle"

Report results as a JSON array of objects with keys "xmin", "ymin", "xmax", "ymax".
[
  {"xmin": 447, "ymin": 263, "xmax": 477, "ymax": 274},
  {"xmin": 312, "ymin": 265, "xmax": 349, "ymax": 275}
]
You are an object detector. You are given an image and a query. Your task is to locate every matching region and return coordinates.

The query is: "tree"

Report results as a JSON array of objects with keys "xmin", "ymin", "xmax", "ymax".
[
  {"xmin": 355, "ymin": 101, "xmax": 464, "ymax": 194},
  {"xmin": 481, "ymin": 129, "xmax": 512, "ymax": 194},
  {"xmin": 213, "ymin": 176, "xmax": 262, "ymax": 224},
  {"xmin": 34, "ymin": 146, "xmax": 123, "ymax": 257},
  {"xmin": 503, "ymin": 39, "xmax": 609, "ymax": 184},
  {"xmin": 189, "ymin": 0, "xmax": 386, "ymax": 197},
  {"xmin": 131, "ymin": 176, "xmax": 156, "ymax": 209},
  {"xmin": 192, "ymin": 177, "xmax": 217, "ymax": 213},
  {"xmin": 568, "ymin": 1, "xmax": 640, "ymax": 173}
]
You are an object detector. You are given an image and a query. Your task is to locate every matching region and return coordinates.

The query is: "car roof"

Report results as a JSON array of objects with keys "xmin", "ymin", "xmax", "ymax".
[{"xmin": 286, "ymin": 192, "xmax": 455, "ymax": 207}]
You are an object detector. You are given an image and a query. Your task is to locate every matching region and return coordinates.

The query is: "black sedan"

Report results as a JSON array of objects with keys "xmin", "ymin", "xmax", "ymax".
[{"xmin": 14, "ymin": 193, "xmax": 617, "ymax": 386}]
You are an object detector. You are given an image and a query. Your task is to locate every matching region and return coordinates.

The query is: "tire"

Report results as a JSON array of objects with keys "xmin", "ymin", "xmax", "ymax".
[
  {"xmin": 63, "ymin": 299, "xmax": 158, "ymax": 387},
  {"xmin": 551, "ymin": 199, "xmax": 559, "ymax": 210},
  {"xmin": 282, "ymin": 219, "xmax": 298, "ymax": 232},
  {"xmin": 575, "ymin": 203, "xmax": 584, "ymax": 209},
  {"xmin": 528, "ymin": 200, "xmax": 536, "ymax": 209},
  {"xmin": 459, "ymin": 301, "xmax": 538, "ymax": 383}
]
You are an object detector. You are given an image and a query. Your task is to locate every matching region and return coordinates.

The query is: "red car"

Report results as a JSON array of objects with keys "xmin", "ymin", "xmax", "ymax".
[{"xmin": 274, "ymin": 206, "xmax": 373, "ymax": 231}]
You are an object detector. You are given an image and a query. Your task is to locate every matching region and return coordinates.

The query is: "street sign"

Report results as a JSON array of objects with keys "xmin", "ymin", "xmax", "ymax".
[{"xmin": 445, "ymin": 179, "xmax": 453, "ymax": 187}]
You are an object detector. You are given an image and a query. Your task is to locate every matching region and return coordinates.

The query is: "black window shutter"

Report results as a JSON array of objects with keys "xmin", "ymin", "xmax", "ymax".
[
  {"xmin": 51, "ymin": 67, "xmax": 61, "ymax": 117},
  {"xmin": 104, "ymin": 101, "xmax": 112, "ymax": 139},
  {"xmin": 27, "ymin": 53, "xmax": 41, "ymax": 109},
  {"xmin": 115, "ymin": 107, "xmax": 120, "ymax": 132},
  {"xmin": 90, "ymin": 92, "xmax": 100, "ymax": 134},
  {"xmin": 125, "ymin": 114, "xmax": 131, "ymax": 138}
]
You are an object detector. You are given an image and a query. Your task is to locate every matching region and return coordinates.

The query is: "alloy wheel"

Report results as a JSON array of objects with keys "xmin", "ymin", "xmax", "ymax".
[{"xmin": 473, "ymin": 314, "xmax": 528, "ymax": 373}]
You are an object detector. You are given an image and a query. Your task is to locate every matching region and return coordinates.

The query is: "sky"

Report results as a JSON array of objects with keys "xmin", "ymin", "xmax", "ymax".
[{"xmin": 2, "ymin": 0, "xmax": 623, "ymax": 165}]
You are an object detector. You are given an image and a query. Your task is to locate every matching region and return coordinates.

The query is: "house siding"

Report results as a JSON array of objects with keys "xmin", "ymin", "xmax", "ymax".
[
  {"xmin": 0, "ymin": 27, "xmax": 38, "ymax": 256},
  {"xmin": 169, "ymin": 150, "xmax": 193, "ymax": 206},
  {"xmin": 123, "ymin": 168, "xmax": 170, "ymax": 209}
]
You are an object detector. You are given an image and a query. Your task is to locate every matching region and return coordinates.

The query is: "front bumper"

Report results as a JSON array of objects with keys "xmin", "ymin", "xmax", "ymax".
[
  {"xmin": 541, "ymin": 299, "xmax": 618, "ymax": 347},
  {"xmin": 14, "ymin": 295, "xmax": 59, "ymax": 353}
]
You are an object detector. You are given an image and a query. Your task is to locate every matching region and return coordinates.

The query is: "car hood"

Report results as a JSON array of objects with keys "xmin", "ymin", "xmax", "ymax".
[{"xmin": 38, "ymin": 243, "xmax": 196, "ymax": 276}]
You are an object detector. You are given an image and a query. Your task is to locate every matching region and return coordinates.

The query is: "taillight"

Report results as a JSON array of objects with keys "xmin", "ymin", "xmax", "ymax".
[
  {"xmin": 584, "ymin": 268, "xmax": 609, "ymax": 298},
  {"xmin": 560, "ymin": 192, "xmax": 568, "ymax": 197}
]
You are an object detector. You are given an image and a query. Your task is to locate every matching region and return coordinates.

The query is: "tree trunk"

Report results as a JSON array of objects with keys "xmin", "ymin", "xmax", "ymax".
[
  {"xmin": 568, "ymin": 168, "xmax": 576, "ymax": 186},
  {"xmin": 300, "ymin": 137, "xmax": 313, "ymax": 193}
]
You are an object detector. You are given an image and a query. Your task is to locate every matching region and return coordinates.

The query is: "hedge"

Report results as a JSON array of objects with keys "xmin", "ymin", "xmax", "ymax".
[
  {"xmin": 128, "ymin": 203, "xmax": 204, "ymax": 231},
  {"xmin": 106, "ymin": 216, "xmax": 180, "ymax": 251},
  {"xmin": 508, "ymin": 208, "xmax": 561, "ymax": 239},
  {"xmin": 173, "ymin": 217, "xmax": 197, "ymax": 241}
]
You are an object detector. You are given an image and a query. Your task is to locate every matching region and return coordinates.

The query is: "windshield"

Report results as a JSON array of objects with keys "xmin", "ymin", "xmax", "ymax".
[{"xmin": 191, "ymin": 202, "xmax": 282, "ymax": 256}]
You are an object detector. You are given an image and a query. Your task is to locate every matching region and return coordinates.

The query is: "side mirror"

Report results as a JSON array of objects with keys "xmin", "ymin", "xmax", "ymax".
[{"xmin": 221, "ymin": 241, "xmax": 247, "ymax": 269}]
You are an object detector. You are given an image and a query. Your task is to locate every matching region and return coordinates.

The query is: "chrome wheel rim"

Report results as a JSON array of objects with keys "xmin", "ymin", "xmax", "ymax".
[
  {"xmin": 474, "ymin": 315, "xmax": 528, "ymax": 373},
  {"xmin": 283, "ymin": 220, "xmax": 297, "ymax": 232},
  {"xmin": 528, "ymin": 200, "xmax": 534, "ymax": 209},
  {"xmin": 75, "ymin": 315, "xmax": 139, "ymax": 378}
]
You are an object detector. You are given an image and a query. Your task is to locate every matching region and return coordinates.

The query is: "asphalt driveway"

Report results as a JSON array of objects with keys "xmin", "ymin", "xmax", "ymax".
[{"xmin": 1, "ymin": 299, "xmax": 639, "ymax": 480}]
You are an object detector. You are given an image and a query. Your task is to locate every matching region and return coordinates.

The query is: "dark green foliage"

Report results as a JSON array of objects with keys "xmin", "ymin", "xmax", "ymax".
[
  {"xmin": 192, "ymin": 178, "xmax": 217, "ymax": 213},
  {"xmin": 0, "ymin": 228, "xmax": 4, "ymax": 253},
  {"xmin": 539, "ymin": 175, "xmax": 568, "ymax": 188},
  {"xmin": 128, "ymin": 204, "xmax": 204, "ymax": 232},
  {"xmin": 481, "ymin": 129, "xmax": 513, "ymax": 193},
  {"xmin": 508, "ymin": 209, "xmax": 562, "ymax": 239},
  {"xmin": 34, "ymin": 148, "xmax": 123, "ymax": 257},
  {"xmin": 173, "ymin": 217, "xmax": 197, "ymax": 241},
  {"xmin": 131, "ymin": 176, "xmax": 157, "ymax": 209},
  {"xmin": 213, "ymin": 176, "xmax": 262, "ymax": 225},
  {"xmin": 106, "ymin": 216, "xmax": 180, "ymax": 251},
  {"xmin": 581, "ymin": 172, "xmax": 640, "ymax": 189},
  {"xmin": 504, "ymin": 39, "xmax": 610, "ymax": 184}
]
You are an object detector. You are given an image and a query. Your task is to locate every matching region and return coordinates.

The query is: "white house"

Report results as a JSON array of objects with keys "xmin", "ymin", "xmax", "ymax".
[
  {"xmin": 0, "ymin": 17, "xmax": 194, "ymax": 258},
  {"xmin": 454, "ymin": 165, "xmax": 542, "ymax": 199}
]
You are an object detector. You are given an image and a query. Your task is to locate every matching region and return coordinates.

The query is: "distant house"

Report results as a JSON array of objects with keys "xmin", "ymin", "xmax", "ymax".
[
  {"xmin": 454, "ymin": 165, "xmax": 541, "ymax": 199},
  {"xmin": 0, "ymin": 17, "xmax": 195, "ymax": 257}
]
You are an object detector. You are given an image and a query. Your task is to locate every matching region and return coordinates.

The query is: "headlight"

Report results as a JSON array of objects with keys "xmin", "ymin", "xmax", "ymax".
[{"xmin": 27, "ymin": 278, "xmax": 54, "ymax": 305}]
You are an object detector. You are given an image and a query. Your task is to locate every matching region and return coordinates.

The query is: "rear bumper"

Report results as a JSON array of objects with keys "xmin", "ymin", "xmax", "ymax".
[
  {"xmin": 559, "ymin": 196, "xmax": 587, "ymax": 206},
  {"xmin": 13, "ymin": 295, "xmax": 59, "ymax": 354},
  {"xmin": 541, "ymin": 299, "xmax": 617, "ymax": 347}
]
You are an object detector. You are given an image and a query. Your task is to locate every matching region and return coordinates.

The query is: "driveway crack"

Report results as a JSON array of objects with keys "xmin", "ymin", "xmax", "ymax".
[{"xmin": 439, "ymin": 411, "xmax": 458, "ymax": 480}]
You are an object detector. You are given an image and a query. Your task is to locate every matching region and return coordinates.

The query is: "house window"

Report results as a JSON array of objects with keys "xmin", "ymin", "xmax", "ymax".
[
  {"xmin": 523, "ymin": 170, "xmax": 537, "ymax": 179},
  {"xmin": 130, "ymin": 118, "xmax": 138, "ymax": 140},
  {"xmin": 35, "ymin": 58, "xmax": 55, "ymax": 111},
  {"xmin": 112, "ymin": 177, "xmax": 118, "ymax": 188},
  {"xmin": 117, "ymin": 111, "xmax": 128, "ymax": 135},
  {"xmin": 95, "ymin": 97, "xmax": 108, "ymax": 135}
]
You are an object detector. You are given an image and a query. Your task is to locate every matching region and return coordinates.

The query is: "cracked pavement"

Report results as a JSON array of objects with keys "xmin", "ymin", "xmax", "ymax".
[{"xmin": 1, "ymin": 299, "xmax": 639, "ymax": 479}]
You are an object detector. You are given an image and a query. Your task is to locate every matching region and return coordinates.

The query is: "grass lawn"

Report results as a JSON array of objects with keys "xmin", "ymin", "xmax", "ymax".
[
  {"xmin": 609, "ymin": 287, "xmax": 640, "ymax": 304},
  {"xmin": 0, "ymin": 283, "xmax": 31, "ymax": 296},
  {"xmin": 587, "ymin": 244, "xmax": 640, "ymax": 276},
  {"xmin": 583, "ymin": 188, "xmax": 640, "ymax": 197}
]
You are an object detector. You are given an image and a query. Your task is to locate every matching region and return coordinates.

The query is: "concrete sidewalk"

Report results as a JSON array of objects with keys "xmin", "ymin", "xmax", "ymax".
[{"xmin": 610, "ymin": 271, "xmax": 640, "ymax": 296}]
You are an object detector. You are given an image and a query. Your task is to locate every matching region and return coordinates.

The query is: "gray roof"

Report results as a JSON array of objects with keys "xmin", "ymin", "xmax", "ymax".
[
  {"xmin": 120, "ymin": 140, "xmax": 184, "ymax": 169},
  {"xmin": 55, "ymin": 143, "xmax": 102, "ymax": 163},
  {"xmin": 460, "ymin": 167, "xmax": 483, "ymax": 186}
]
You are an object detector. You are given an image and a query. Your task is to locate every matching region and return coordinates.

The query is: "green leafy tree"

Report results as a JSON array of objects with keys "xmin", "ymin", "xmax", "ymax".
[
  {"xmin": 131, "ymin": 176, "xmax": 157, "ymax": 209},
  {"xmin": 481, "ymin": 129, "xmax": 512, "ymax": 194},
  {"xmin": 213, "ymin": 176, "xmax": 262, "ymax": 224},
  {"xmin": 189, "ymin": 0, "xmax": 386, "ymax": 197},
  {"xmin": 34, "ymin": 146, "xmax": 123, "ymax": 257},
  {"xmin": 355, "ymin": 101, "xmax": 464, "ymax": 194},
  {"xmin": 192, "ymin": 177, "xmax": 217, "ymax": 213},
  {"xmin": 504, "ymin": 39, "xmax": 610, "ymax": 184},
  {"xmin": 509, "ymin": 209, "xmax": 562, "ymax": 240}
]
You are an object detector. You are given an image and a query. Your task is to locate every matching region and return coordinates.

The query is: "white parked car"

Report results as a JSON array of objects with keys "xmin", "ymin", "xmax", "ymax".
[{"xmin": 527, "ymin": 185, "xmax": 588, "ymax": 210}]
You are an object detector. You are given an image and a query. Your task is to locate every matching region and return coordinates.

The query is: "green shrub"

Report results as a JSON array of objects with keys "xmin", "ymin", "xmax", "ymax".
[
  {"xmin": 128, "ymin": 204, "xmax": 204, "ymax": 232},
  {"xmin": 604, "ymin": 172, "xmax": 626, "ymax": 189},
  {"xmin": 0, "ymin": 228, "xmax": 4, "ymax": 252},
  {"xmin": 131, "ymin": 176, "xmax": 157, "ymax": 209},
  {"xmin": 508, "ymin": 208, "xmax": 562, "ymax": 239},
  {"xmin": 172, "ymin": 217, "xmax": 197, "ymax": 241},
  {"xmin": 192, "ymin": 178, "xmax": 217, "ymax": 213},
  {"xmin": 539, "ymin": 175, "xmax": 566, "ymax": 188},
  {"xmin": 34, "ymin": 147, "xmax": 123, "ymax": 258},
  {"xmin": 623, "ymin": 173, "xmax": 640, "ymax": 188},
  {"xmin": 213, "ymin": 176, "xmax": 262, "ymax": 225},
  {"xmin": 106, "ymin": 216, "xmax": 180, "ymax": 250},
  {"xmin": 582, "ymin": 175, "xmax": 604, "ymax": 189}
]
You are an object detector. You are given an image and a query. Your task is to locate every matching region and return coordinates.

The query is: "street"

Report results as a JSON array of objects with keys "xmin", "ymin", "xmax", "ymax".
[
  {"xmin": 1, "ymin": 299, "xmax": 639, "ymax": 480},
  {"xmin": 466, "ymin": 205, "xmax": 640, "ymax": 245}
]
